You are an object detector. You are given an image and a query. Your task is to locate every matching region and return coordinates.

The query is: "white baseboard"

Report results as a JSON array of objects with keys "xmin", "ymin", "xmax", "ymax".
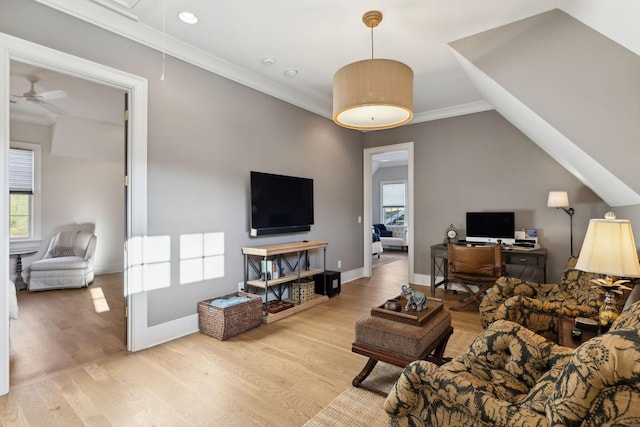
[
  {"xmin": 414, "ymin": 273, "xmax": 467, "ymax": 292},
  {"xmin": 142, "ymin": 267, "xmax": 365, "ymax": 349},
  {"xmin": 137, "ymin": 269, "xmax": 473, "ymax": 350},
  {"xmin": 340, "ymin": 267, "xmax": 362, "ymax": 284},
  {"xmin": 95, "ymin": 264, "xmax": 123, "ymax": 275},
  {"xmin": 141, "ymin": 313, "xmax": 199, "ymax": 350}
]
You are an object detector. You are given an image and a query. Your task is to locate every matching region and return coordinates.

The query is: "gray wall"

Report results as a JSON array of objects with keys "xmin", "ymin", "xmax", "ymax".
[
  {"xmin": 5, "ymin": 1, "xmax": 636, "ymax": 326},
  {"xmin": 450, "ymin": 9, "xmax": 640, "ymax": 200},
  {"xmin": 364, "ymin": 110, "xmax": 609, "ymax": 282},
  {"xmin": 9, "ymin": 119, "xmax": 124, "ymax": 277},
  {"xmin": 1, "ymin": 1, "xmax": 364, "ymax": 326}
]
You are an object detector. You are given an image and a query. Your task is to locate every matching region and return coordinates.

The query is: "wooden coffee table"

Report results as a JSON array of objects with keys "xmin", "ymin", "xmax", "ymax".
[{"xmin": 351, "ymin": 299, "xmax": 453, "ymax": 396}]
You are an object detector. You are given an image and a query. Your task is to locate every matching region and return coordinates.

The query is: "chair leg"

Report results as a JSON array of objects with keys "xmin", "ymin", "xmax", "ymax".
[{"xmin": 450, "ymin": 282, "xmax": 490, "ymax": 311}]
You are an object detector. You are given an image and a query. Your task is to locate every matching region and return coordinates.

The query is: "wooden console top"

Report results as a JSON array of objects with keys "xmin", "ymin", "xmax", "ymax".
[{"xmin": 241, "ymin": 240, "xmax": 328, "ymax": 256}]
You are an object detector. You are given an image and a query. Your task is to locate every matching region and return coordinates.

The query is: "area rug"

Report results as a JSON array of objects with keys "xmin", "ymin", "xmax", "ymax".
[
  {"xmin": 372, "ymin": 251, "xmax": 407, "ymax": 268},
  {"xmin": 303, "ymin": 329, "xmax": 478, "ymax": 426}
]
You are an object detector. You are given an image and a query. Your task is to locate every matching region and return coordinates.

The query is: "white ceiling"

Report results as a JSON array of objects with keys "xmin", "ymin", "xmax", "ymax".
[
  {"xmin": 373, "ymin": 150, "xmax": 408, "ymax": 168},
  {"xmin": 10, "ymin": 60, "xmax": 124, "ymax": 125},
  {"xmin": 21, "ymin": 0, "xmax": 568, "ymax": 126}
]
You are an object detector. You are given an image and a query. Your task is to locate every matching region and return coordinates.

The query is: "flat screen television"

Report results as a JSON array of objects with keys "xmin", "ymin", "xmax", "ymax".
[
  {"xmin": 250, "ymin": 171, "xmax": 314, "ymax": 236},
  {"xmin": 466, "ymin": 212, "xmax": 515, "ymax": 244}
]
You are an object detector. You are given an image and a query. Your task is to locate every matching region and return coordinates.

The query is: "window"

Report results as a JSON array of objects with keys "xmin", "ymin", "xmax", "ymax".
[
  {"xmin": 9, "ymin": 143, "xmax": 41, "ymax": 241},
  {"xmin": 381, "ymin": 181, "xmax": 406, "ymax": 225}
]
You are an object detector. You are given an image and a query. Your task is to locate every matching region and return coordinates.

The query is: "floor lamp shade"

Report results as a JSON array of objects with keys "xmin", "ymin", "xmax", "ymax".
[
  {"xmin": 547, "ymin": 191, "xmax": 569, "ymax": 208},
  {"xmin": 575, "ymin": 218, "xmax": 640, "ymax": 278},
  {"xmin": 333, "ymin": 58, "xmax": 413, "ymax": 130}
]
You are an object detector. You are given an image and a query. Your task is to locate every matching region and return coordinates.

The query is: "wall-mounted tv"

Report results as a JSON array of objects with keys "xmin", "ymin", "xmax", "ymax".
[
  {"xmin": 250, "ymin": 171, "xmax": 314, "ymax": 236},
  {"xmin": 466, "ymin": 212, "xmax": 515, "ymax": 244}
]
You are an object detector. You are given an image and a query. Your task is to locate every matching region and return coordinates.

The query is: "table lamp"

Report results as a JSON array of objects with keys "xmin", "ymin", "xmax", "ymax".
[
  {"xmin": 547, "ymin": 191, "xmax": 575, "ymax": 256},
  {"xmin": 575, "ymin": 212, "xmax": 640, "ymax": 328}
]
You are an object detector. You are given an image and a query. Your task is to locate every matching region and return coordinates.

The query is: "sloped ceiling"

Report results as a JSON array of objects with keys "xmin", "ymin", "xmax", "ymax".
[{"xmin": 449, "ymin": 7, "xmax": 640, "ymax": 207}]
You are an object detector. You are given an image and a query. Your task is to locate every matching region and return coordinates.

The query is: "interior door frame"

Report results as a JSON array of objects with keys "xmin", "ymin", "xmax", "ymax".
[
  {"xmin": 0, "ymin": 32, "xmax": 148, "ymax": 395},
  {"xmin": 363, "ymin": 142, "xmax": 414, "ymax": 281}
]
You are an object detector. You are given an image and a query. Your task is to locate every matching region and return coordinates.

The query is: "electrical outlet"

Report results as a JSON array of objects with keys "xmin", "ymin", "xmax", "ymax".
[
  {"xmin": 337, "ymin": 260, "xmax": 342, "ymax": 269},
  {"xmin": 357, "ymin": 216, "xmax": 362, "ymax": 223}
]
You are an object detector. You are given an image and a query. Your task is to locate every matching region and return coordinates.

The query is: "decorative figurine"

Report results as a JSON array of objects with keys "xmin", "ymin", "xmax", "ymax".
[
  {"xmin": 401, "ymin": 284, "xmax": 427, "ymax": 312},
  {"xmin": 383, "ymin": 298, "xmax": 401, "ymax": 312}
]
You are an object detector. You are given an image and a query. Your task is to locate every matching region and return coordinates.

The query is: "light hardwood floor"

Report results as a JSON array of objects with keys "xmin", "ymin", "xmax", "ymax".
[{"xmin": 2, "ymin": 257, "xmax": 482, "ymax": 426}]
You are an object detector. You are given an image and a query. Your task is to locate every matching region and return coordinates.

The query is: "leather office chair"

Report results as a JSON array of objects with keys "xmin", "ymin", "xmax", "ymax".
[{"xmin": 447, "ymin": 243, "xmax": 505, "ymax": 311}]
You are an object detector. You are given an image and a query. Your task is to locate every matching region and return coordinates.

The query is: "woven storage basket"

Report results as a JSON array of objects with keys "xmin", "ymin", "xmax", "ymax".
[
  {"xmin": 198, "ymin": 291, "xmax": 263, "ymax": 340},
  {"xmin": 291, "ymin": 279, "xmax": 315, "ymax": 305}
]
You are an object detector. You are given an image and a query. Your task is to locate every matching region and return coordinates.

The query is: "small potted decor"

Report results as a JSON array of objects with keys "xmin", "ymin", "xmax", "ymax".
[{"xmin": 592, "ymin": 277, "xmax": 631, "ymax": 329}]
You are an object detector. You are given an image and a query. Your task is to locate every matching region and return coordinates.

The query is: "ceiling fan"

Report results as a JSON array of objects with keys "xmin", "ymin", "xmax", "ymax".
[{"xmin": 10, "ymin": 75, "xmax": 67, "ymax": 114}]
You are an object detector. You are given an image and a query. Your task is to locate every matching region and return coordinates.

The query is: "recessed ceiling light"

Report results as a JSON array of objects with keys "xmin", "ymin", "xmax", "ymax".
[
  {"xmin": 262, "ymin": 57, "xmax": 276, "ymax": 65},
  {"xmin": 178, "ymin": 11, "xmax": 199, "ymax": 24},
  {"xmin": 283, "ymin": 69, "xmax": 299, "ymax": 78}
]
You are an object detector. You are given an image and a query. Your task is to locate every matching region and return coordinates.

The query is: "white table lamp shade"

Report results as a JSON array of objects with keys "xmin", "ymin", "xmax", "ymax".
[{"xmin": 575, "ymin": 218, "xmax": 640, "ymax": 278}]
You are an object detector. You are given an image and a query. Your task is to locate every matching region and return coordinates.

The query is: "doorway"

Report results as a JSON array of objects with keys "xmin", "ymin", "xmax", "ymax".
[
  {"xmin": 0, "ymin": 34, "xmax": 148, "ymax": 395},
  {"xmin": 8, "ymin": 59, "xmax": 127, "ymax": 385},
  {"xmin": 363, "ymin": 142, "xmax": 414, "ymax": 282}
]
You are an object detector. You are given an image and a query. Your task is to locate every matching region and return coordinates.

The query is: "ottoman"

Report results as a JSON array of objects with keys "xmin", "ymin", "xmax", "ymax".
[{"xmin": 351, "ymin": 306, "xmax": 453, "ymax": 395}]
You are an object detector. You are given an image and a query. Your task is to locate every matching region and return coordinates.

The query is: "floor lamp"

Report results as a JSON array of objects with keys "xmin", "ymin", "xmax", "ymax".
[{"xmin": 548, "ymin": 191, "xmax": 575, "ymax": 256}]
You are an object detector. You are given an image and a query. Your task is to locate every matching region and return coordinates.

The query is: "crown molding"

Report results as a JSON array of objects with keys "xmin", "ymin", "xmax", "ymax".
[
  {"xmin": 411, "ymin": 100, "xmax": 493, "ymax": 124},
  {"xmin": 35, "ymin": 0, "xmax": 330, "ymax": 117},
  {"xmin": 34, "ymin": 0, "xmax": 491, "ymax": 125}
]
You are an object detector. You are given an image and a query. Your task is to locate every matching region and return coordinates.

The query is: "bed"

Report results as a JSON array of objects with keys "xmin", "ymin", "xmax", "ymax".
[{"xmin": 372, "ymin": 232, "xmax": 384, "ymax": 258}]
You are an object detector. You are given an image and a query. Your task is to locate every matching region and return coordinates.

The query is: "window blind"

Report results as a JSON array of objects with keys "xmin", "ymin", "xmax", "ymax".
[
  {"xmin": 9, "ymin": 147, "xmax": 34, "ymax": 194},
  {"xmin": 382, "ymin": 182, "xmax": 405, "ymax": 206}
]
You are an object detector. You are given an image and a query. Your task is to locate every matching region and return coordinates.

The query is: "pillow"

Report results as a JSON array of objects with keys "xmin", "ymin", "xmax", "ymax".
[
  {"xmin": 373, "ymin": 224, "xmax": 393, "ymax": 237},
  {"xmin": 51, "ymin": 246, "xmax": 75, "ymax": 257}
]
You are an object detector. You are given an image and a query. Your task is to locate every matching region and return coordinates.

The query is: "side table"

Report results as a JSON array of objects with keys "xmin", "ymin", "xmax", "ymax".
[
  {"xmin": 557, "ymin": 315, "xmax": 599, "ymax": 349},
  {"xmin": 10, "ymin": 250, "xmax": 37, "ymax": 290}
]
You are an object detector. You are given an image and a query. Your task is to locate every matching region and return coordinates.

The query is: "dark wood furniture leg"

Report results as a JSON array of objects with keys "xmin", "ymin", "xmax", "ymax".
[
  {"xmin": 351, "ymin": 326, "xmax": 453, "ymax": 396},
  {"xmin": 449, "ymin": 283, "xmax": 491, "ymax": 311}
]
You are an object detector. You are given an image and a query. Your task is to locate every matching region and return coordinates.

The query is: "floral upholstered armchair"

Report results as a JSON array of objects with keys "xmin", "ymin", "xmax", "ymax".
[
  {"xmin": 384, "ymin": 299, "xmax": 640, "ymax": 427},
  {"xmin": 479, "ymin": 256, "xmax": 638, "ymax": 342}
]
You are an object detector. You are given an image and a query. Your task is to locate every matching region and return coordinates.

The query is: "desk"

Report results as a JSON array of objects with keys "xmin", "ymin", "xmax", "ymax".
[
  {"xmin": 10, "ymin": 249, "xmax": 37, "ymax": 290},
  {"xmin": 430, "ymin": 243, "xmax": 547, "ymax": 298}
]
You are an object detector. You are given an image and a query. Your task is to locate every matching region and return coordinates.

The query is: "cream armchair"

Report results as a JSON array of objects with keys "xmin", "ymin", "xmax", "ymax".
[
  {"xmin": 29, "ymin": 230, "xmax": 97, "ymax": 291},
  {"xmin": 374, "ymin": 224, "xmax": 409, "ymax": 251},
  {"xmin": 9, "ymin": 280, "xmax": 18, "ymax": 322}
]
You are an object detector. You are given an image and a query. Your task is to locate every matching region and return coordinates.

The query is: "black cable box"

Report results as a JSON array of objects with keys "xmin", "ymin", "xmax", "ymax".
[{"xmin": 514, "ymin": 239, "xmax": 536, "ymax": 248}]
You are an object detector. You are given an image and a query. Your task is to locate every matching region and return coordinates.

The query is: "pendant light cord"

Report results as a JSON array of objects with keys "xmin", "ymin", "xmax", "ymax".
[
  {"xmin": 161, "ymin": 0, "xmax": 166, "ymax": 81},
  {"xmin": 370, "ymin": 25, "xmax": 374, "ymax": 60}
]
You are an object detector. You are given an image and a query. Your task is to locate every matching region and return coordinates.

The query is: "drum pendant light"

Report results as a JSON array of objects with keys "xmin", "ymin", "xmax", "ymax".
[{"xmin": 333, "ymin": 11, "xmax": 414, "ymax": 131}]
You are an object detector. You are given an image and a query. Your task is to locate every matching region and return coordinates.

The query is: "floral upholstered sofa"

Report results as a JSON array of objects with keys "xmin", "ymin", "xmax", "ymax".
[
  {"xmin": 479, "ymin": 256, "xmax": 639, "ymax": 342},
  {"xmin": 384, "ymin": 298, "xmax": 640, "ymax": 427}
]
